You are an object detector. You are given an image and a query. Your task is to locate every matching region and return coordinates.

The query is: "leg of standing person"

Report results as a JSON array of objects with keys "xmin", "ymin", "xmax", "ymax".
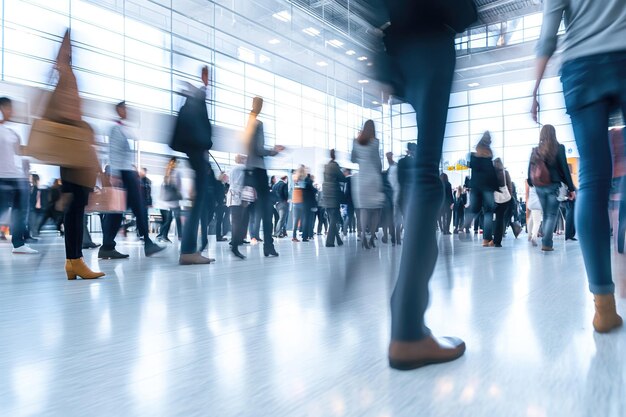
[
  {"xmin": 530, "ymin": 210, "xmax": 543, "ymax": 245},
  {"xmin": 100, "ymin": 212, "xmax": 124, "ymax": 255},
  {"xmin": 292, "ymin": 203, "xmax": 302, "ymax": 241},
  {"xmin": 536, "ymin": 184, "xmax": 560, "ymax": 250},
  {"xmin": 180, "ymin": 151, "xmax": 213, "ymax": 264},
  {"xmin": 252, "ymin": 169, "xmax": 277, "ymax": 256},
  {"xmin": 493, "ymin": 202, "xmax": 507, "ymax": 246},
  {"xmin": 325, "ymin": 208, "xmax": 337, "ymax": 246},
  {"xmin": 121, "ymin": 170, "xmax": 162, "ymax": 256},
  {"xmin": 388, "ymin": 31, "xmax": 465, "ymax": 369},
  {"xmin": 565, "ymin": 199, "xmax": 576, "ymax": 240},
  {"xmin": 63, "ymin": 181, "xmax": 104, "ymax": 279},
  {"xmin": 230, "ymin": 205, "xmax": 246, "ymax": 259},
  {"xmin": 157, "ymin": 208, "xmax": 172, "ymax": 240},
  {"xmin": 1, "ymin": 179, "xmax": 29, "ymax": 251},
  {"xmin": 482, "ymin": 191, "xmax": 495, "ymax": 244}
]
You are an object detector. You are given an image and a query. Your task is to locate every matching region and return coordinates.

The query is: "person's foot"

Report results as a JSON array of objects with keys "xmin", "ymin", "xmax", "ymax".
[
  {"xmin": 382, "ymin": 236, "xmax": 388, "ymax": 244},
  {"xmin": 145, "ymin": 242, "xmax": 166, "ymax": 257},
  {"xmin": 541, "ymin": 246, "xmax": 554, "ymax": 252},
  {"xmin": 292, "ymin": 238, "xmax": 300, "ymax": 242},
  {"xmin": 231, "ymin": 246, "xmax": 246, "ymax": 259},
  {"xmin": 65, "ymin": 258, "xmax": 105, "ymax": 280},
  {"xmin": 82, "ymin": 242, "xmax": 101, "ymax": 249},
  {"xmin": 325, "ymin": 244, "xmax": 335, "ymax": 248},
  {"xmin": 216, "ymin": 237, "xmax": 228, "ymax": 242},
  {"xmin": 302, "ymin": 239, "xmax": 309, "ymax": 242},
  {"xmin": 24, "ymin": 236, "xmax": 39, "ymax": 244},
  {"xmin": 388, "ymin": 336, "xmax": 466, "ymax": 370},
  {"xmin": 157, "ymin": 237, "xmax": 173, "ymax": 243},
  {"xmin": 494, "ymin": 243, "xmax": 502, "ymax": 248},
  {"xmin": 179, "ymin": 252, "xmax": 214, "ymax": 265},
  {"xmin": 251, "ymin": 238, "xmax": 259, "ymax": 245},
  {"xmin": 566, "ymin": 237, "xmax": 578, "ymax": 241},
  {"xmin": 337, "ymin": 239, "xmax": 344, "ymax": 246},
  {"xmin": 98, "ymin": 249, "xmax": 129, "ymax": 259},
  {"xmin": 531, "ymin": 238, "xmax": 538, "ymax": 247},
  {"xmin": 12, "ymin": 244, "xmax": 38, "ymax": 254},
  {"xmin": 593, "ymin": 294, "xmax": 623, "ymax": 333},
  {"xmin": 482, "ymin": 239, "xmax": 494, "ymax": 247},
  {"xmin": 264, "ymin": 246, "xmax": 279, "ymax": 257},
  {"xmin": 242, "ymin": 240, "xmax": 250, "ymax": 244}
]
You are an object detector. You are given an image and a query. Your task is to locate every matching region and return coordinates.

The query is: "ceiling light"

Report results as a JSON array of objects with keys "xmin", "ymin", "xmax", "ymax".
[
  {"xmin": 357, "ymin": 79, "xmax": 369, "ymax": 84},
  {"xmin": 272, "ymin": 11, "xmax": 291, "ymax": 22},
  {"xmin": 468, "ymin": 82, "xmax": 480, "ymax": 87},
  {"xmin": 268, "ymin": 38, "xmax": 280, "ymax": 45},
  {"xmin": 346, "ymin": 50, "xmax": 356, "ymax": 56},
  {"xmin": 357, "ymin": 56, "xmax": 368, "ymax": 61},
  {"xmin": 327, "ymin": 39, "xmax": 343, "ymax": 48},
  {"xmin": 316, "ymin": 61, "xmax": 328, "ymax": 67},
  {"xmin": 303, "ymin": 27, "xmax": 320, "ymax": 36},
  {"xmin": 372, "ymin": 101, "xmax": 380, "ymax": 105}
]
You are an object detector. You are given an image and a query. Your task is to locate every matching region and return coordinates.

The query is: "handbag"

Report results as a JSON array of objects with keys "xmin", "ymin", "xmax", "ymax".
[
  {"xmin": 494, "ymin": 185, "xmax": 511, "ymax": 204},
  {"xmin": 25, "ymin": 119, "xmax": 100, "ymax": 168},
  {"xmin": 86, "ymin": 187, "xmax": 127, "ymax": 213}
]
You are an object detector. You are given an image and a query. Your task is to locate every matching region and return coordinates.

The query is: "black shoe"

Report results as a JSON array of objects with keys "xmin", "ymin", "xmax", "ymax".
[
  {"xmin": 25, "ymin": 236, "xmax": 39, "ymax": 244},
  {"xmin": 157, "ymin": 237, "xmax": 173, "ymax": 243},
  {"xmin": 302, "ymin": 238, "xmax": 309, "ymax": 242},
  {"xmin": 566, "ymin": 237, "xmax": 578, "ymax": 241},
  {"xmin": 216, "ymin": 237, "xmax": 228, "ymax": 242},
  {"xmin": 231, "ymin": 246, "xmax": 246, "ymax": 259},
  {"xmin": 98, "ymin": 249, "xmax": 129, "ymax": 259},
  {"xmin": 242, "ymin": 240, "xmax": 250, "ymax": 244},
  {"xmin": 82, "ymin": 242, "xmax": 101, "ymax": 249},
  {"xmin": 145, "ymin": 242, "xmax": 166, "ymax": 257},
  {"xmin": 337, "ymin": 238, "xmax": 344, "ymax": 246},
  {"xmin": 264, "ymin": 246, "xmax": 279, "ymax": 257}
]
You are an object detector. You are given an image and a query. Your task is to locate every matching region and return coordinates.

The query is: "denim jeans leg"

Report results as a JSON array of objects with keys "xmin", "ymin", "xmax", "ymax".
[
  {"xmin": 536, "ymin": 184, "xmax": 560, "ymax": 248},
  {"xmin": 389, "ymin": 31, "xmax": 456, "ymax": 341}
]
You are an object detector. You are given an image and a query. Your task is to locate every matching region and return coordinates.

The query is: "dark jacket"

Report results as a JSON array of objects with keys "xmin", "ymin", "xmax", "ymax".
[
  {"xmin": 397, "ymin": 154, "xmax": 415, "ymax": 206},
  {"xmin": 140, "ymin": 176, "xmax": 152, "ymax": 206},
  {"xmin": 442, "ymin": 180, "xmax": 454, "ymax": 205},
  {"xmin": 322, "ymin": 160, "xmax": 347, "ymax": 208},
  {"xmin": 527, "ymin": 144, "xmax": 576, "ymax": 191},
  {"xmin": 272, "ymin": 180, "xmax": 288, "ymax": 204},
  {"xmin": 170, "ymin": 87, "xmax": 212, "ymax": 153},
  {"xmin": 469, "ymin": 154, "xmax": 498, "ymax": 192},
  {"xmin": 454, "ymin": 192, "xmax": 467, "ymax": 209},
  {"xmin": 303, "ymin": 176, "xmax": 317, "ymax": 208},
  {"xmin": 343, "ymin": 176, "xmax": 353, "ymax": 205}
]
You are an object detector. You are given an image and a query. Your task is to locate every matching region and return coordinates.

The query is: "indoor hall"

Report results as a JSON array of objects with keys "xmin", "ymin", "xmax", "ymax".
[{"xmin": 1, "ymin": 234, "xmax": 625, "ymax": 417}]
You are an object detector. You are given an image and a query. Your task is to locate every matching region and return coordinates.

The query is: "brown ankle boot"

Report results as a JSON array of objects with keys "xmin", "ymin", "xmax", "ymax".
[
  {"xmin": 65, "ymin": 259, "xmax": 105, "ymax": 280},
  {"xmin": 482, "ymin": 239, "xmax": 494, "ymax": 247},
  {"xmin": 592, "ymin": 294, "xmax": 623, "ymax": 333}
]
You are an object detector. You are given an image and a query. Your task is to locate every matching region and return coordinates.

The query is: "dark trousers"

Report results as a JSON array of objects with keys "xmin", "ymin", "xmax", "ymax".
[
  {"xmin": 274, "ymin": 201, "xmax": 289, "ymax": 235},
  {"xmin": 102, "ymin": 170, "xmax": 152, "ymax": 251},
  {"xmin": 158, "ymin": 207, "xmax": 181, "ymax": 239},
  {"xmin": 389, "ymin": 31, "xmax": 456, "ymax": 341},
  {"xmin": 181, "ymin": 152, "xmax": 210, "ymax": 254},
  {"xmin": 453, "ymin": 205, "xmax": 465, "ymax": 231},
  {"xmin": 62, "ymin": 181, "xmax": 90, "ymax": 259},
  {"xmin": 345, "ymin": 204, "xmax": 355, "ymax": 232},
  {"xmin": 230, "ymin": 205, "xmax": 249, "ymax": 246},
  {"xmin": 37, "ymin": 205, "xmax": 63, "ymax": 234},
  {"xmin": 438, "ymin": 206, "xmax": 452, "ymax": 233},
  {"xmin": 292, "ymin": 203, "xmax": 304, "ymax": 239},
  {"xmin": 248, "ymin": 203, "xmax": 262, "ymax": 240},
  {"xmin": 83, "ymin": 214, "xmax": 94, "ymax": 245},
  {"xmin": 325, "ymin": 208, "xmax": 342, "ymax": 246},
  {"xmin": 316, "ymin": 208, "xmax": 327, "ymax": 234},
  {"xmin": 302, "ymin": 209, "xmax": 314, "ymax": 240},
  {"xmin": 0, "ymin": 178, "xmax": 28, "ymax": 249},
  {"xmin": 200, "ymin": 199, "xmax": 216, "ymax": 251},
  {"xmin": 465, "ymin": 189, "xmax": 495, "ymax": 240},
  {"xmin": 560, "ymin": 200, "xmax": 576, "ymax": 240},
  {"xmin": 382, "ymin": 205, "xmax": 396, "ymax": 242},
  {"xmin": 215, "ymin": 204, "xmax": 227, "ymax": 238},
  {"xmin": 493, "ymin": 202, "xmax": 509, "ymax": 245},
  {"xmin": 250, "ymin": 168, "xmax": 274, "ymax": 249}
]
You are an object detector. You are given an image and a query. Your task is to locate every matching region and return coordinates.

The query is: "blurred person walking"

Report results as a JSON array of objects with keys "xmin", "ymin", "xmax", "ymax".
[
  {"xmin": 533, "ymin": 0, "xmax": 626, "ymax": 332},
  {"xmin": 227, "ymin": 155, "xmax": 251, "ymax": 259},
  {"xmin": 98, "ymin": 101, "xmax": 164, "ymax": 260},
  {"xmin": 464, "ymin": 132, "xmax": 498, "ymax": 247},
  {"xmin": 272, "ymin": 175, "xmax": 289, "ymax": 238},
  {"xmin": 245, "ymin": 96, "xmax": 284, "ymax": 257},
  {"xmin": 380, "ymin": 0, "xmax": 477, "ymax": 369},
  {"xmin": 452, "ymin": 186, "xmax": 467, "ymax": 234},
  {"xmin": 386, "ymin": 152, "xmax": 402, "ymax": 245},
  {"xmin": 526, "ymin": 125, "xmax": 575, "ymax": 252},
  {"xmin": 438, "ymin": 173, "xmax": 454, "ymax": 235},
  {"xmin": 525, "ymin": 179, "xmax": 543, "ymax": 247},
  {"xmin": 291, "ymin": 165, "xmax": 307, "ymax": 242},
  {"xmin": 492, "ymin": 158, "xmax": 513, "ymax": 247},
  {"xmin": 171, "ymin": 66, "xmax": 215, "ymax": 265},
  {"xmin": 0, "ymin": 97, "xmax": 38, "ymax": 254},
  {"xmin": 157, "ymin": 157, "xmax": 183, "ymax": 243},
  {"xmin": 351, "ymin": 120, "xmax": 385, "ymax": 249},
  {"xmin": 322, "ymin": 149, "xmax": 347, "ymax": 247}
]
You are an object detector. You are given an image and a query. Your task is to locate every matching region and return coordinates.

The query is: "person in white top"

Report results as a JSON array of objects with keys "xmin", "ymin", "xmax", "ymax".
[{"xmin": 0, "ymin": 97, "xmax": 38, "ymax": 254}]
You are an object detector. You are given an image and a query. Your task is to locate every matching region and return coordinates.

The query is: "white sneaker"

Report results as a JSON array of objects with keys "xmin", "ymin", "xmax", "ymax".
[{"xmin": 12, "ymin": 244, "xmax": 38, "ymax": 254}]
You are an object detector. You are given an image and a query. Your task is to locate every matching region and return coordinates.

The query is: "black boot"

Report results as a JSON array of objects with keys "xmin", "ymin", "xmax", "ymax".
[{"xmin": 231, "ymin": 245, "xmax": 246, "ymax": 259}]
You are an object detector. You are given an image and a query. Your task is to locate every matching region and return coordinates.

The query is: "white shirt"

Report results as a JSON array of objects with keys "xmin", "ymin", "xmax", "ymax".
[{"xmin": 0, "ymin": 124, "xmax": 25, "ymax": 179}]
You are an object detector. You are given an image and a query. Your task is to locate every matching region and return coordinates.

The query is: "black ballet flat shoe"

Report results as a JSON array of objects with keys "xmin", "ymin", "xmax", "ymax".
[
  {"xmin": 231, "ymin": 246, "xmax": 246, "ymax": 259},
  {"xmin": 264, "ymin": 247, "xmax": 279, "ymax": 257}
]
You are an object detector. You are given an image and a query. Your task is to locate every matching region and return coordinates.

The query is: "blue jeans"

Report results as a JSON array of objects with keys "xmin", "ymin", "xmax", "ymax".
[
  {"xmin": 292, "ymin": 203, "xmax": 304, "ymax": 239},
  {"xmin": 561, "ymin": 50, "xmax": 626, "ymax": 294},
  {"xmin": 465, "ymin": 189, "xmax": 495, "ymax": 241},
  {"xmin": 387, "ymin": 31, "xmax": 456, "ymax": 341},
  {"xmin": 0, "ymin": 178, "xmax": 29, "ymax": 249},
  {"xmin": 535, "ymin": 183, "xmax": 561, "ymax": 248}
]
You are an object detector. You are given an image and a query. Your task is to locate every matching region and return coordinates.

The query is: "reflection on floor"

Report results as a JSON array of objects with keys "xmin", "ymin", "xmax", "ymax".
[{"xmin": 0, "ymin": 232, "xmax": 625, "ymax": 417}]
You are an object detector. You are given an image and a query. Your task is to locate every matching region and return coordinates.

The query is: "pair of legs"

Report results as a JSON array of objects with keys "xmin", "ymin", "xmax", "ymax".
[
  {"xmin": 0, "ymin": 178, "xmax": 29, "ymax": 249},
  {"xmin": 438, "ymin": 206, "xmax": 452, "ymax": 234},
  {"xmin": 528, "ymin": 209, "xmax": 543, "ymax": 241},
  {"xmin": 560, "ymin": 200, "xmax": 576, "ymax": 240},
  {"xmin": 360, "ymin": 208, "xmax": 381, "ymax": 243},
  {"xmin": 325, "ymin": 208, "xmax": 343, "ymax": 247},
  {"xmin": 181, "ymin": 151, "xmax": 210, "ymax": 255},
  {"xmin": 535, "ymin": 184, "xmax": 560, "ymax": 249},
  {"xmin": 382, "ymin": 205, "xmax": 396, "ymax": 243},
  {"xmin": 274, "ymin": 201, "xmax": 288, "ymax": 236},
  {"xmin": 316, "ymin": 208, "xmax": 328, "ymax": 234},
  {"xmin": 250, "ymin": 168, "xmax": 276, "ymax": 253},
  {"xmin": 158, "ymin": 207, "xmax": 182, "ymax": 240},
  {"xmin": 101, "ymin": 170, "xmax": 155, "ymax": 253},
  {"xmin": 465, "ymin": 190, "xmax": 494, "ymax": 242},
  {"xmin": 61, "ymin": 181, "xmax": 90, "ymax": 259}
]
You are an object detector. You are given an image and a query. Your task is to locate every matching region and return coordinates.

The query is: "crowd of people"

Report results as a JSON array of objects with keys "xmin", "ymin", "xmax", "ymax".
[{"xmin": 1, "ymin": 0, "xmax": 625, "ymax": 372}]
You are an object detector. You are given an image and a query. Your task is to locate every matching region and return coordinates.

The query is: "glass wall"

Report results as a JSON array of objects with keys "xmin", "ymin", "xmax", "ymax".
[{"xmin": 0, "ymin": 0, "xmax": 382, "ymax": 174}]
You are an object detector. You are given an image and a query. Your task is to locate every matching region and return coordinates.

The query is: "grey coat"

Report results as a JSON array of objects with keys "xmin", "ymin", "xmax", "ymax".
[{"xmin": 321, "ymin": 160, "xmax": 346, "ymax": 208}]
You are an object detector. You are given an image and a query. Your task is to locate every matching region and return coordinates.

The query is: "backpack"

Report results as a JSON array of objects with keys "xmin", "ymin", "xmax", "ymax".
[{"xmin": 530, "ymin": 148, "xmax": 551, "ymax": 187}]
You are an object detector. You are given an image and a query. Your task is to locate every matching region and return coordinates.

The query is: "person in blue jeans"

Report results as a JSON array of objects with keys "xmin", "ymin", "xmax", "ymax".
[
  {"xmin": 381, "ymin": 1, "xmax": 477, "ymax": 369},
  {"xmin": 533, "ymin": 0, "xmax": 625, "ymax": 333},
  {"xmin": 527, "ymin": 125, "xmax": 576, "ymax": 252}
]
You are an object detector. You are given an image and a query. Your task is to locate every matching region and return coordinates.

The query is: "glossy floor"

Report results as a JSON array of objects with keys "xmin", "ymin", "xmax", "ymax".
[{"xmin": 1, "ymin": 232, "xmax": 625, "ymax": 417}]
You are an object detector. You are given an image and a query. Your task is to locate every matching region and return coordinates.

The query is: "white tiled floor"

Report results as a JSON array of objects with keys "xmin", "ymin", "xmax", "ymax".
[{"xmin": 0, "ymin": 232, "xmax": 625, "ymax": 417}]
